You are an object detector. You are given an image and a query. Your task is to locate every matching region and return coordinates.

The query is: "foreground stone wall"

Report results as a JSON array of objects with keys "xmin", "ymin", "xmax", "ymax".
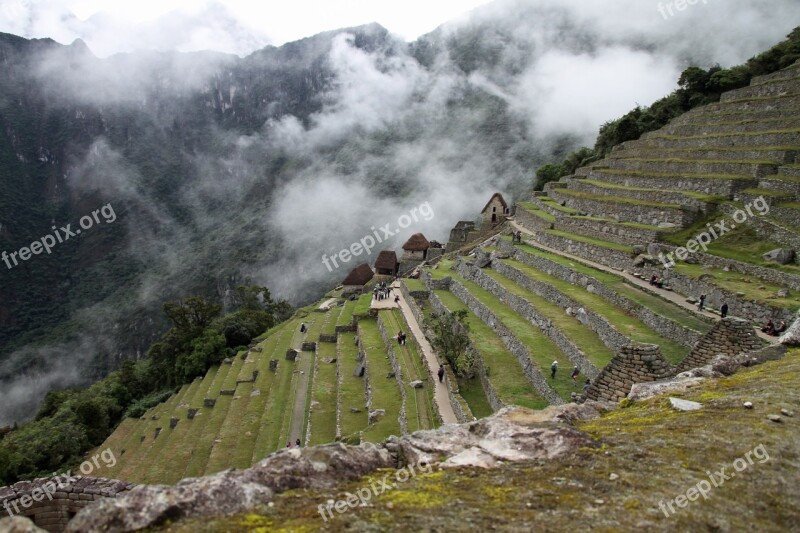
[
  {"xmin": 0, "ymin": 477, "xmax": 134, "ymax": 532},
  {"xmin": 584, "ymin": 344, "xmax": 674, "ymax": 403},
  {"xmin": 675, "ymin": 317, "xmax": 765, "ymax": 373}
]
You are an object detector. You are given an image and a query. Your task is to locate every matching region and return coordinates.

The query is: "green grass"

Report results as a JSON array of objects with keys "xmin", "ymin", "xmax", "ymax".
[
  {"xmin": 544, "ymin": 229, "xmax": 633, "ymax": 253},
  {"xmin": 456, "ymin": 376, "xmax": 494, "ymax": 418},
  {"xmin": 359, "ymin": 319, "xmax": 404, "ymax": 442},
  {"xmin": 338, "ymin": 332, "xmax": 369, "ymax": 441},
  {"xmin": 204, "ymin": 382, "xmax": 255, "ymax": 475},
  {"xmin": 500, "ymin": 258, "xmax": 690, "ymax": 364},
  {"xmin": 448, "ymin": 273, "xmax": 581, "ymax": 401},
  {"xmin": 336, "ymin": 298, "xmax": 358, "ymax": 327},
  {"xmin": 777, "ymin": 201, "xmax": 800, "ymax": 209},
  {"xmin": 539, "ymin": 197, "xmax": 578, "ymax": 214},
  {"xmin": 505, "ymin": 238, "xmax": 712, "ymax": 334},
  {"xmin": 402, "ymin": 278, "xmax": 427, "ymax": 292},
  {"xmin": 742, "ymin": 188, "xmax": 793, "ymax": 198},
  {"xmin": 674, "ymin": 263, "xmax": 800, "ymax": 312},
  {"xmin": 385, "ymin": 309, "xmax": 437, "ymax": 431},
  {"xmin": 308, "ymin": 342, "xmax": 339, "ymax": 446},
  {"xmin": 354, "ymin": 293, "xmax": 373, "ymax": 317},
  {"xmin": 578, "ymin": 178, "xmax": 724, "ymax": 204},
  {"xmin": 517, "ymin": 201, "xmax": 556, "ymax": 222},
  {"xmin": 434, "ymin": 290, "xmax": 549, "ymax": 410}
]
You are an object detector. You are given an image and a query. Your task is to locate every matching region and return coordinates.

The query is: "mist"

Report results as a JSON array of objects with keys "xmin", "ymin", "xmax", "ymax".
[{"xmin": 1, "ymin": 0, "xmax": 798, "ymax": 424}]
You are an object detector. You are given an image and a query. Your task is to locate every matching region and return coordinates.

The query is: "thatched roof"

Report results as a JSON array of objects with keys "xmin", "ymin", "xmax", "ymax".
[
  {"xmin": 481, "ymin": 193, "xmax": 508, "ymax": 213},
  {"xmin": 342, "ymin": 263, "xmax": 374, "ymax": 286},
  {"xmin": 402, "ymin": 233, "xmax": 430, "ymax": 252},
  {"xmin": 374, "ymin": 250, "xmax": 398, "ymax": 270}
]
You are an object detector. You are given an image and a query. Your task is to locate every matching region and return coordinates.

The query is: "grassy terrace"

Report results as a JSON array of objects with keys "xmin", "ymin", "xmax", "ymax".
[
  {"xmin": 577, "ymin": 178, "xmax": 725, "ymax": 203},
  {"xmin": 359, "ymin": 319, "xmax": 403, "ymax": 442},
  {"xmin": 517, "ymin": 201, "xmax": 556, "ymax": 222},
  {"xmin": 433, "ymin": 289, "xmax": 549, "ymax": 409},
  {"xmin": 651, "ymin": 127, "xmax": 800, "ymax": 141},
  {"xmin": 505, "ymin": 238, "xmax": 711, "ymax": 334},
  {"xmin": 335, "ymin": 298, "xmax": 357, "ymax": 327},
  {"xmin": 539, "ymin": 196, "xmax": 578, "ymax": 214},
  {"xmin": 665, "ymin": 217, "xmax": 800, "ymax": 276},
  {"xmin": 544, "ymin": 229, "xmax": 633, "ymax": 253},
  {"xmin": 594, "ymin": 168, "xmax": 753, "ymax": 181},
  {"xmin": 308, "ymin": 341, "xmax": 339, "ymax": 446},
  {"xmin": 499, "ymin": 257, "xmax": 690, "ymax": 364},
  {"xmin": 456, "ymin": 376, "xmax": 494, "ymax": 418},
  {"xmin": 354, "ymin": 293, "xmax": 373, "ymax": 317},
  {"xmin": 385, "ymin": 309, "xmax": 436, "ymax": 431},
  {"xmin": 552, "ymin": 188, "xmax": 687, "ymax": 210},
  {"xmin": 452, "ymin": 269, "xmax": 600, "ymax": 399},
  {"xmin": 674, "ymin": 263, "xmax": 800, "ymax": 312},
  {"xmin": 402, "ymin": 278, "xmax": 427, "ymax": 293},
  {"xmin": 338, "ymin": 332, "xmax": 369, "ymax": 442},
  {"xmin": 205, "ymin": 381, "xmax": 255, "ymax": 475}
]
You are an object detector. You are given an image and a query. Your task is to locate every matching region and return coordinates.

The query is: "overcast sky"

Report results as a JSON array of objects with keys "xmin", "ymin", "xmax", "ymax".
[{"xmin": 0, "ymin": 0, "xmax": 493, "ymax": 56}]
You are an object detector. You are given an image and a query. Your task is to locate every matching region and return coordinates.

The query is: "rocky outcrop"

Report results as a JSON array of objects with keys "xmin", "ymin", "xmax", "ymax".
[{"xmin": 64, "ymin": 407, "xmax": 600, "ymax": 532}]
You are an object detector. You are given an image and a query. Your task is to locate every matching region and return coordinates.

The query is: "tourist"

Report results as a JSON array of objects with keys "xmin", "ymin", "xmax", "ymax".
[
  {"xmin": 720, "ymin": 303, "xmax": 729, "ymax": 319},
  {"xmin": 550, "ymin": 360, "xmax": 558, "ymax": 379},
  {"xmin": 400, "ymin": 333, "xmax": 407, "ymax": 346},
  {"xmin": 697, "ymin": 294, "xmax": 706, "ymax": 311},
  {"xmin": 657, "ymin": 277, "xmax": 665, "ymax": 289},
  {"xmin": 583, "ymin": 378, "xmax": 591, "ymax": 393},
  {"xmin": 300, "ymin": 323, "xmax": 306, "ymax": 333},
  {"xmin": 761, "ymin": 320, "xmax": 774, "ymax": 334},
  {"xmin": 774, "ymin": 321, "xmax": 787, "ymax": 336},
  {"xmin": 397, "ymin": 331, "xmax": 403, "ymax": 344},
  {"xmin": 296, "ymin": 438, "xmax": 301, "ymax": 447},
  {"xmin": 438, "ymin": 365, "xmax": 445, "ymax": 383},
  {"xmin": 571, "ymin": 365, "xmax": 580, "ymax": 385},
  {"xmin": 395, "ymin": 295, "xmax": 401, "ymax": 304},
  {"xmin": 287, "ymin": 442, "xmax": 292, "ymax": 449},
  {"xmin": 650, "ymin": 275, "xmax": 658, "ymax": 286}
]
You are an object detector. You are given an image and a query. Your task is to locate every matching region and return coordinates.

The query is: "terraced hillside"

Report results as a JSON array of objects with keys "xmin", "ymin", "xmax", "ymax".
[
  {"xmin": 99, "ymin": 293, "xmax": 446, "ymax": 484},
  {"xmin": 515, "ymin": 61, "xmax": 800, "ymax": 328}
]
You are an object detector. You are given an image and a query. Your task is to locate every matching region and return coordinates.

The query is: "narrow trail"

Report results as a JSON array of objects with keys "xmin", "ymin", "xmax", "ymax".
[
  {"xmin": 287, "ymin": 324, "xmax": 314, "ymax": 447},
  {"xmin": 508, "ymin": 220, "xmax": 777, "ymax": 344},
  {"xmin": 371, "ymin": 286, "xmax": 459, "ymax": 424}
]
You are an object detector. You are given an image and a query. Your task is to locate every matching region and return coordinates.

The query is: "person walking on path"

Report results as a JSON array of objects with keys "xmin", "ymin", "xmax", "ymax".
[
  {"xmin": 697, "ymin": 294, "xmax": 706, "ymax": 311},
  {"xmin": 570, "ymin": 365, "xmax": 580, "ymax": 385},
  {"xmin": 550, "ymin": 360, "xmax": 558, "ymax": 379},
  {"xmin": 720, "ymin": 303, "xmax": 729, "ymax": 319},
  {"xmin": 438, "ymin": 365, "xmax": 445, "ymax": 383}
]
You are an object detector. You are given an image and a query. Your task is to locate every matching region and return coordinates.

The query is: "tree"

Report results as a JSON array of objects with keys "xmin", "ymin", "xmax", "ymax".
[
  {"xmin": 163, "ymin": 297, "xmax": 222, "ymax": 338},
  {"xmin": 535, "ymin": 163, "xmax": 566, "ymax": 191},
  {"xmin": 429, "ymin": 310, "xmax": 474, "ymax": 376}
]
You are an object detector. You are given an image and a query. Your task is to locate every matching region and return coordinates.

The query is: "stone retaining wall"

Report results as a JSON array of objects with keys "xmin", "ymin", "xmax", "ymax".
[
  {"xmin": 587, "ymin": 169, "xmax": 756, "ymax": 195},
  {"xmin": 569, "ymin": 178, "xmax": 713, "ymax": 213},
  {"xmin": 446, "ymin": 276, "xmax": 563, "ymax": 405},
  {"xmin": 548, "ymin": 189, "xmax": 691, "ymax": 226},
  {"xmin": 676, "ymin": 317, "xmax": 765, "ymax": 373},
  {"xmin": 583, "ymin": 344, "xmax": 674, "ymax": 403},
  {"xmin": 514, "ymin": 205, "xmax": 554, "ymax": 231},
  {"xmin": 428, "ymin": 290, "xmax": 504, "ymax": 412},
  {"xmin": 456, "ymin": 260, "xmax": 601, "ymax": 379},
  {"xmin": 529, "ymin": 231, "xmax": 634, "ymax": 271},
  {"xmin": 553, "ymin": 216, "xmax": 658, "ymax": 247},
  {"xmin": 0, "ymin": 477, "xmax": 135, "ymax": 532},
  {"xmin": 499, "ymin": 239, "xmax": 705, "ymax": 346}
]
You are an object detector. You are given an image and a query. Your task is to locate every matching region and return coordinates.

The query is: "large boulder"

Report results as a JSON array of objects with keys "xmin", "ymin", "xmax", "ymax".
[
  {"xmin": 780, "ymin": 313, "xmax": 800, "ymax": 347},
  {"xmin": 0, "ymin": 516, "xmax": 45, "ymax": 532},
  {"xmin": 763, "ymin": 248, "xmax": 795, "ymax": 265}
]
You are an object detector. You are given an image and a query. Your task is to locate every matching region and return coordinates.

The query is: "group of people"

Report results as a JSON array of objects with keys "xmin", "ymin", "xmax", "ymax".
[
  {"xmin": 286, "ymin": 438, "xmax": 301, "ymax": 449},
  {"xmin": 373, "ymin": 282, "xmax": 392, "ymax": 301},
  {"xmin": 549, "ymin": 361, "xmax": 589, "ymax": 390},
  {"xmin": 649, "ymin": 275, "xmax": 666, "ymax": 289},
  {"xmin": 761, "ymin": 320, "xmax": 787, "ymax": 337},
  {"xmin": 511, "ymin": 230, "xmax": 524, "ymax": 243}
]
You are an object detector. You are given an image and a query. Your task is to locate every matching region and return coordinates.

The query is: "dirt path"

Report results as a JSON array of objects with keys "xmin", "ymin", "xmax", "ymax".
[
  {"xmin": 375, "ymin": 284, "xmax": 459, "ymax": 425},
  {"xmin": 509, "ymin": 220, "xmax": 777, "ymax": 344}
]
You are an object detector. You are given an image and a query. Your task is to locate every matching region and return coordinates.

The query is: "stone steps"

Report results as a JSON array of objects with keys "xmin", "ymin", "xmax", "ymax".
[
  {"xmin": 608, "ymin": 146, "xmax": 797, "ymax": 164},
  {"xmin": 605, "ymin": 157, "xmax": 779, "ymax": 179},
  {"xmin": 547, "ymin": 188, "xmax": 691, "ymax": 226},
  {"xmin": 720, "ymin": 77, "xmax": 800, "ymax": 103},
  {"xmin": 586, "ymin": 168, "xmax": 756, "ymax": 196}
]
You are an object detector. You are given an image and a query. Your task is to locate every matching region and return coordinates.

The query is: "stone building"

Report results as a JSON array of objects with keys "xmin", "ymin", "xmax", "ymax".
[
  {"xmin": 342, "ymin": 263, "xmax": 374, "ymax": 289},
  {"xmin": 401, "ymin": 233, "xmax": 431, "ymax": 261},
  {"xmin": 481, "ymin": 193, "xmax": 509, "ymax": 225},
  {"xmin": 374, "ymin": 251, "xmax": 399, "ymax": 277}
]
